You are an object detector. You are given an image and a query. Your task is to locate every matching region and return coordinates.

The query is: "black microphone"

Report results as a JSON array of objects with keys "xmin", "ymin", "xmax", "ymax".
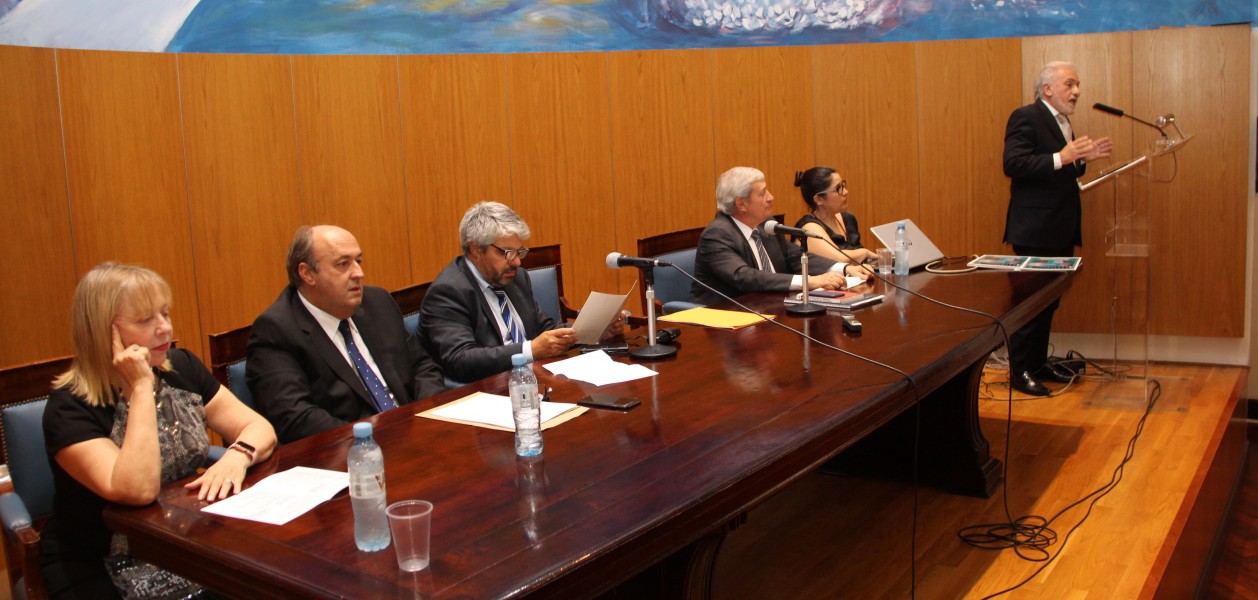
[
  {"xmin": 764, "ymin": 220, "xmax": 824, "ymax": 240},
  {"xmin": 1092, "ymin": 102, "xmax": 1124, "ymax": 117},
  {"xmin": 605, "ymin": 252, "xmax": 671, "ymax": 269},
  {"xmin": 1092, "ymin": 102, "xmax": 1167, "ymax": 138}
]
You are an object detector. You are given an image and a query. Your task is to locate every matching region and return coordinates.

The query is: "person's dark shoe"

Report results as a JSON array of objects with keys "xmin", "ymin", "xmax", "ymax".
[
  {"xmin": 1035, "ymin": 363, "xmax": 1075, "ymax": 384},
  {"xmin": 1012, "ymin": 370, "xmax": 1052, "ymax": 396}
]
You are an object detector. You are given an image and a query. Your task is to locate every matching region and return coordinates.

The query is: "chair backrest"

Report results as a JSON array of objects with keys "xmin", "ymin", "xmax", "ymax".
[
  {"xmin": 391, "ymin": 281, "xmax": 432, "ymax": 338},
  {"xmin": 208, "ymin": 325, "xmax": 254, "ymax": 410},
  {"xmin": 0, "ymin": 356, "xmax": 70, "ymax": 520},
  {"xmin": 520, "ymin": 244, "xmax": 576, "ymax": 324},
  {"xmin": 636, "ymin": 227, "xmax": 705, "ymax": 309}
]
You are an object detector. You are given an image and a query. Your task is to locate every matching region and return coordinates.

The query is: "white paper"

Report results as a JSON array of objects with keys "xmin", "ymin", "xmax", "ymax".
[
  {"xmin": 570, "ymin": 282, "xmax": 636, "ymax": 344},
  {"xmin": 845, "ymin": 275, "xmax": 865, "ymax": 289},
  {"xmin": 542, "ymin": 350, "xmax": 658, "ymax": 386},
  {"xmin": 201, "ymin": 466, "xmax": 349, "ymax": 526},
  {"xmin": 426, "ymin": 392, "xmax": 580, "ymax": 430}
]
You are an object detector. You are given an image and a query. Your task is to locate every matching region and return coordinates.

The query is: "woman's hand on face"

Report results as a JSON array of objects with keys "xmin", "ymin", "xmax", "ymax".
[
  {"xmin": 186, "ymin": 450, "xmax": 249, "ymax": 501},
  {"xmin": 111, "ymin": 325, "xmax": 155, "ymax": 392}
]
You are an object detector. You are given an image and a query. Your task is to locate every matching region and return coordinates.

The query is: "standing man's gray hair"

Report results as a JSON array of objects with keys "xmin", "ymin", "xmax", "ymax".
[
  {"xmin": 1035, "ymin": 61, "xmax": 1075, "ymax": 100},
  {"xmin": 715, "ymin": 167, "xmax": 765, "ymax": 215},
  {"xmin": 459, "ymin": 202, "xmax": 531, "ymax": 254}
]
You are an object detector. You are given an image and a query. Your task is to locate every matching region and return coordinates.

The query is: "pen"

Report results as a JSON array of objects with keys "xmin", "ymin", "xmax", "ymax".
[{"xmin": 541, "ymin": 387, "xmax": 553, "ymax": 402}]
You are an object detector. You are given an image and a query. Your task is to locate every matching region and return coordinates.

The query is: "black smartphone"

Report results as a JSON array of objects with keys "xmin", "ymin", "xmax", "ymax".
[{"xmin": 577, "ymin": 393, "xmax": 641, "ymax": 410}]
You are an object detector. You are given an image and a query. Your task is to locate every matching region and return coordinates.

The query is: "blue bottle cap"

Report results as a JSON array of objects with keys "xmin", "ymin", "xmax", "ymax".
[
  {"xmin": 511, "ymin": 353, "xmax": 527, "ymax": 367},
  {"xmin": 353, "ymin": 422, "xmax": 372, "ymax": 438}
]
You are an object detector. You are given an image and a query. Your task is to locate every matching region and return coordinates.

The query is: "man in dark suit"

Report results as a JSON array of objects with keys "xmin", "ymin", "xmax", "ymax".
[
  {"xmin": 420, "ymin": 202, "xmax": 579, "ymax": 383},
  {"xmin": 1003, "ymin": 61, "xmax": 1112, "ymax": 396},
  {"xmin": 690, "ymin": 166, "xmax": 849, "ymax": 306},
  {"xmin": 247, "ymin": 225, "xmax": 446, "ymax": 443}
]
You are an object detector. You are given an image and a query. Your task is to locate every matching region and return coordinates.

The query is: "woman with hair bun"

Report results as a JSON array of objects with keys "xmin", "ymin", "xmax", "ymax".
[{"xmin": 793, "ymin": 167, "xmax": 877, "ymax": 273}]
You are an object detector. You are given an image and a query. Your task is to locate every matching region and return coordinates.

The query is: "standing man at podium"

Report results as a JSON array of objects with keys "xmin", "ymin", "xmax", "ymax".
[{"xmin": 1002, "ymin": 61, "xmax": 1112, "ymax": 396}]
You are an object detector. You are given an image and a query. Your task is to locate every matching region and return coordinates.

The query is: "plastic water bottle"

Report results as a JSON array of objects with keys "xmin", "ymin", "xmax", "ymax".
[
  {"xmin": 893, "ymin": 221, "xmax": 910, "ymax": 276},
  {"xmin": 509, "ymin": 354, "xmax": 543, "ymax": 457},
  {"xmin": 348, "ymin": 422, "xmax": 391, "ymax": 552}
]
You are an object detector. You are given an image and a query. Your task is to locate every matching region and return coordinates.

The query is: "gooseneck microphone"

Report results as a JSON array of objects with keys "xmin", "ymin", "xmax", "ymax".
[
  {"xmin": 763, "ymin": 220, "xmax": 826, "ymax": 316},
  {"xmin": 764, "ymin": 220, "xmax": 824, "ymax": 240},
  {"xmin": 605, "ymin": 252, "xmax": 672, "ymax": 270},
  {"xmin": 605, "ymin": 252, "xmax": 677, "ymax": 359},
  {"xmin": 1092, "ymin": 102, "xmax": 1167, "ymax": 138}
]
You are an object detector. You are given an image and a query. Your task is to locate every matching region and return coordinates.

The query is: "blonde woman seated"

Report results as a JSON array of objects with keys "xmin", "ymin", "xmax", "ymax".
[
  {"xmin": 40, "ymin": 263, "xmax": 276, "ymax": 600},
  {"xmin": 793, "ymin": 167, "xmax": 876, "ymax": 279}
]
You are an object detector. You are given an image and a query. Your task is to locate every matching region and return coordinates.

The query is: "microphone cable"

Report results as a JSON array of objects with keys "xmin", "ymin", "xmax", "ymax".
[
  {"xmin": 833, "ymin": 247, "xmax": 1164, "ymax": 597},
  {"xmin": 965, "ymin": 378, "xmax": 1162, "ymax": 599},
  {"xmin": 666, "ymin": 265, "xmax": 924, "ymax": 599}
]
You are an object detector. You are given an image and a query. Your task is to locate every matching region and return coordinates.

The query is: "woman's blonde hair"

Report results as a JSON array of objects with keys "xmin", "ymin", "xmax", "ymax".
[{"xmin": 54, "ymin": 263, "xmax": 174, "ymax": 407}]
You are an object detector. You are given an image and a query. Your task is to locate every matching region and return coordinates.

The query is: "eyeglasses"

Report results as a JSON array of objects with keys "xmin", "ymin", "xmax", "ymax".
[
  {"xmin": 816, "ymin": 180, "xmax": 847, "ymax": 197},
  {"xmin": 490, "ymin": 244, "xmax": 530, "ymax": 261}
]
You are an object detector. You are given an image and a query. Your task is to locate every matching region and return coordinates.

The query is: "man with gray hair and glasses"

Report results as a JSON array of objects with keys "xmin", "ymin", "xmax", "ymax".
[
  {"xmin": 420, "ymin": 202, "xmax": 582, "ymax": 383},
  {"xmin": 690, "ymin": 166, "xmax": 848, "ymax": 306}
]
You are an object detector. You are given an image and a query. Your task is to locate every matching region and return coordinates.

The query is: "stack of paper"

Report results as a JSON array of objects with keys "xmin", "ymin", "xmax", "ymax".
[
  {"xmin": 419, "ymin": 392, "xmax": 585, "ymax": 431},
  {"xmin": 201, "ymin": 466, "xmax": 350, "ymax": 525},
  {"xmin": 541, "ymin": 350, "xmax": 658, "ymax": 386}
]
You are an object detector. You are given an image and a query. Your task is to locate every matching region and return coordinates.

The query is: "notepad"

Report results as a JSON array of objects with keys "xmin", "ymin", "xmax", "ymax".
[
  {"xmin": 417, "ymin": 391, "xmax": 586, "ymax": 432},
  {"xmin": 657, "ymin": 307, "xmax": 774, "ymax": 330}
]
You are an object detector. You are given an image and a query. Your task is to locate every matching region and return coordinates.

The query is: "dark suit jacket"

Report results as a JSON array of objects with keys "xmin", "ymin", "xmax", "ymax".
[
  {"xmin": 1003, "ymin": 100, "xmax": 1087, "ymax": 248},
  {"xmin": 689, "ymin": 212, "xmax": 837, "ymax": 306},
  {"xmin": 419, "ymin": 256, "xmax": 558, "ymax": 383},
  {"xmin": 246, "ymin": 285, "xmax": 446, "ymax": 444}
]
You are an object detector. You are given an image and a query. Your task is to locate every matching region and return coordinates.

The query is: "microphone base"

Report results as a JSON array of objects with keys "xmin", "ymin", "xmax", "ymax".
[
  {"xmin": 630, "ymin": 343, "xmax": 678, "ymax": 360},
  {"xmin": 786, "ymin": 302, "xmax": 828, "ymax": 317}
]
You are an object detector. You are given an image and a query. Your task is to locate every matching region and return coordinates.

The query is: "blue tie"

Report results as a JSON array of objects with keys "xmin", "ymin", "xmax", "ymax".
[
  {"xmin": 338, "ymin": 320, "xmax": 396, "ymax": 412},
  {"xmin": 492, "ymin": 289, "xmax": 525, "ymax": 344},
  {"xmin": 751, "ymin": 229, "xmax": 775, "ymax": 272}
]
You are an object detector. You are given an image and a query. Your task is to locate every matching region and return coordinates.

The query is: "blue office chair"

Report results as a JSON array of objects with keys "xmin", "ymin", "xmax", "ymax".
[
  {"xmin": 637, "ymin": 227, "xmax": 706, "ymax": 314},
  {"xmin": 0, "ymin": 356, "xmax": 70, "ymax": 600},
  {"xmin": 208, "ymin": 325, "xmax": 255, "ymax": 411},
  {"xmin": 391, "ymin": 281, "xmax": 432, "ymax": 340},
  {"xmin": 521, "ymin": 244, "xmax": 579, "ymax": 325}
]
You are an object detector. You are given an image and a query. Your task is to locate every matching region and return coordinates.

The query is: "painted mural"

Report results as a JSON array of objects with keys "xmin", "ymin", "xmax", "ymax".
[{"xmin": 0, "ymin": 0, "xmax": 1248, "ymax": 54}]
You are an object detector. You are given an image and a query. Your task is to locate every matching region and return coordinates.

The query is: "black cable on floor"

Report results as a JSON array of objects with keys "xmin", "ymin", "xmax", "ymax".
[{"xmin": 960, "ymin": 379, "xmax": 1163, "ymax": 598}]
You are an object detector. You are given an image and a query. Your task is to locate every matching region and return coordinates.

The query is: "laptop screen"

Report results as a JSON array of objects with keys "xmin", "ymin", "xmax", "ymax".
[{"xmin": 869, "ymin": 219, "xmax": 945, "ymax": 271}]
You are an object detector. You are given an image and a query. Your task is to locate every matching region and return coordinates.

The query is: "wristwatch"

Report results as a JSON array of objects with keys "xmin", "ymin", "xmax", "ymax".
[{"xmin": 228, "ymin": 440, "xmax": 257, "ymax": 463}]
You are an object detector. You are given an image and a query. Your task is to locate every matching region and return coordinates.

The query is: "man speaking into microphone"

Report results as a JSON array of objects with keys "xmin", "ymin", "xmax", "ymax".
[{"xmin": 1002, "ymin": 61, "xmax": 1113, "ymax": 396}]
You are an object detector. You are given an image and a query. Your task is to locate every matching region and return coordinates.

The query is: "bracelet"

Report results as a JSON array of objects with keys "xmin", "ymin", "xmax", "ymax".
[{"xmin": 228, "ymin": 441, "xmax": 256, "ymax": 464}]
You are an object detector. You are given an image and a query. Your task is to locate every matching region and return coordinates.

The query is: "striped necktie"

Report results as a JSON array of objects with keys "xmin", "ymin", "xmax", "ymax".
[
  {"xmin": 751, "ymin": 229, "xmax": 775, "ymax": 273},
  {"xmin": 493, "ymin": 288, "xmax": 525, "ymax": 344},
  {"xmin": 338, "ymin": 320, "xmax": 396, "ymax": 412}
]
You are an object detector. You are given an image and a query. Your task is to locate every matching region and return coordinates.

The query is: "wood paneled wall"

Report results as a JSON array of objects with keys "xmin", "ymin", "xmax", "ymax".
[{"xmin": 0, "ymin": 24, "xmax": 1248, "ymax": 369}]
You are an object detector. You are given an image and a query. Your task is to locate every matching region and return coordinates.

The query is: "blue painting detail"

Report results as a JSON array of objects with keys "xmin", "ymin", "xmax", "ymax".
[{"xmin": 0, "ymin": 0, "xmax": 1250, "ymax": 54}]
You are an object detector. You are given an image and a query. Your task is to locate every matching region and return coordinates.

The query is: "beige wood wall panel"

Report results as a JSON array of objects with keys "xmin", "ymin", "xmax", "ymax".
[
  {"xmin": 506, "ymin": 52, "xmax": 617, "ymax": 303},
  {"xmin": 608, "ymin": 49, "xmax": 717, "ymax": 305},
  {"xmin": 1021, "ymin": 32, "xmax": 1136, "ymax": 334},
  {"xmin": 57, "ymin": 50, "xmax": 204, "ymax": 359},
  {"xmin": 811, "ymin": 43, "xmax": 919, "ymax": 241},
  {"xmin": 0, "ymin": 46, "xmax": 78, "ymax": 366},
  {"xmin": 915, "ymin": 38, "xmax": 1022, "ymax": 259},
  {"xmin": 711, "ymin": 46, "xmax": 816, "ymax": 227},
  {"xmin": 1135, "ymin": 25, "xmax": 1247, "ymax": 337},
  {"xmin": 398, "ymin": 54, "xmax": 510, "ymax": 283},
  {"xmin": 291, "ymin": 55, "xmax": 411, "ymax": 291},
  {"xmin": 179, "ymin": 53, "xmax": 302, "ymax": 339}
]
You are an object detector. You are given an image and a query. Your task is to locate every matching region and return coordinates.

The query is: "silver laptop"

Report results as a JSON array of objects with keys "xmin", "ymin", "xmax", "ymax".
[{"xmin": 870, "ymin": 219, "xmax": 945, "ymax": 271}]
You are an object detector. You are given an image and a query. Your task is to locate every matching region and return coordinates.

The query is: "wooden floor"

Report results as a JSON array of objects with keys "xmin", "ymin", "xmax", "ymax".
[
  {"xmin": 713, "ymin": 363, "xmax": 1249, "ymax": 600},
  {"xmin": 0, "ymin": 364, "xmax": 1248, "ymax": 600}
]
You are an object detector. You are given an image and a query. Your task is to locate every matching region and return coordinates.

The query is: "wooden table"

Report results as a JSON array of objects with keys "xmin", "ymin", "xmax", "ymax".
[{"xmin": 105, "ymin": 269, "xmax": 1071, "ymax": 599}]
